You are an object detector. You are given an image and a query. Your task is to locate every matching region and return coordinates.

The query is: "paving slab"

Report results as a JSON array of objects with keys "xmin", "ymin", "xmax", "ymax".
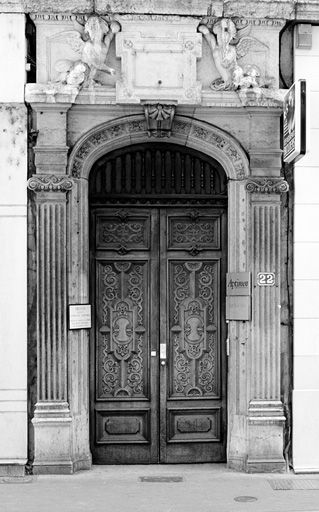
[{"xmin": 1, "ymin": 464, "xmax": 319, "ymax": 512}]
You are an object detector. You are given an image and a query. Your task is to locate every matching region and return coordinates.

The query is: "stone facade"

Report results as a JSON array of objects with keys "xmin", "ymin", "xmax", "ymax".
[
  {"xmin": 0, "ymin": 12, "xmax": 28, "ymax": 476},
  {"xmin": 1, "ymin": 0, "xmax": 319, "ymax": 475},
  {"xmin": 293, "ymin": 24, "xmax": 319, "ymax": 472}
]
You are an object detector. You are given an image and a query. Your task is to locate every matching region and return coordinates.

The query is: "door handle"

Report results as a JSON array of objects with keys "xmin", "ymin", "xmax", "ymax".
[
  {"xmin": 160, "ymin": 344, "xmax": 166, "ymax": 366},
  {"xmin": 160, "ymin": 343, "xmax": 167, "ymax": 360}
]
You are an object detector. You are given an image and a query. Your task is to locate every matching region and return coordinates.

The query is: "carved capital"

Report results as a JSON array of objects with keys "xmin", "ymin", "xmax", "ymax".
[
  {"xmin": 27, "ymin": 174, "xmax": 73, "ymax": 193},
  {"xmin": 246, "ymin": 178, "xmax": 289, "ymax": 194}
]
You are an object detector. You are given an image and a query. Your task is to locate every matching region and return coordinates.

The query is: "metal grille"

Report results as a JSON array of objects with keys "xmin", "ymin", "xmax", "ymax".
[
  {"xmin": 269, "ymin": 479, "xmax": 319, "ymax": 490},
  {"xmin": 139, "ymin": 476, "xmax": 183, "ymax": 482}
]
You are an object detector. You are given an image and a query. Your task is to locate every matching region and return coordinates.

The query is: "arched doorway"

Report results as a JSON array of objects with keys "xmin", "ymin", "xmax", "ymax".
[{"xmin": 89, "ymin": 142, "xmax": 228, "ymax": 464}]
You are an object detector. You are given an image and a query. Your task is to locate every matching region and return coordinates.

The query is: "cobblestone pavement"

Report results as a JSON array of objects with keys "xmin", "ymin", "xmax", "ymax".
[{"xmin": 1, "ymin": 464, "xmax": 319, "ymax": 512}]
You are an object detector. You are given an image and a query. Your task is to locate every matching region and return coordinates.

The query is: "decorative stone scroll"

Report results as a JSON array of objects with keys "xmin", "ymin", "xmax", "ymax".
[
  {"xmin": 27, "ymin": 174, "xmax": 73, "ymax": 192},
  {"xmin": 246, "ymin": 178, "xmax": 289, "ymax": 194}
]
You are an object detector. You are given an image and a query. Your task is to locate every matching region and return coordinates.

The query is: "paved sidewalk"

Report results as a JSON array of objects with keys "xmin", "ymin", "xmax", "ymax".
[{"xmin": 1, "ymin": 464, "xmax": 319, "ymax": 512}]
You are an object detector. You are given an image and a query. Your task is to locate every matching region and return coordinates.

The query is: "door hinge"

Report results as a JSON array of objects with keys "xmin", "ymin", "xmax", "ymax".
[{"xmin": 226, "ymin": 338, "xmax": 230, "ymax": 356}]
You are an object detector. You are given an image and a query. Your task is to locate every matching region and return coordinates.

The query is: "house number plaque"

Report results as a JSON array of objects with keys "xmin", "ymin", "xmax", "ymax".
[{"xmin": 257, "ymin": 272, "xmax": 275, "ymax": 286}]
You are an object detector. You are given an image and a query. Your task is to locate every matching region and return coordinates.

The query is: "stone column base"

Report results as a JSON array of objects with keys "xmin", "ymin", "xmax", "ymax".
[
  {"xmin": 0, "ymin": 461, "xmax": 27, "ymax": 477},
  {"xmin": 246, "ymin": 400, "xmax": 286, "ymax": 473},
  {"xmin": 32, "ymin": 401, "xmax": 74, "ymax": 475},
  {"xmin": 227, "ymin": 413, "xmax": 247, "ymax": 472}
]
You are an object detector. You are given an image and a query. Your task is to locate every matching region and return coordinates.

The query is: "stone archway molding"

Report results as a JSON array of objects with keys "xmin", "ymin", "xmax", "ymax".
[
  {"xmin": 68, "ymin": 114, "xmax": 250, "ymax": 181},
  {"xmin": 65, "ymin": 113, "xmax": 252, "ymax": 473}
]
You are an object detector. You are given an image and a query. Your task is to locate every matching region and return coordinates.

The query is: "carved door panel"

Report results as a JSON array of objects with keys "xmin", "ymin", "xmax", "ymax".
[
  {"xmin": 159, "ymin": 208, "xmax": 227, "ymax": 463},
  {"xmin": 90, "ymin": 207, "xmax": 227, "ymax": 463}
]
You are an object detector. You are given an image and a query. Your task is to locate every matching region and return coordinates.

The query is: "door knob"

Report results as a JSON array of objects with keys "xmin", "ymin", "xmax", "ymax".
[{"xmin": 161, "ymin": 360, "xmax": 166, "ymax": 366}]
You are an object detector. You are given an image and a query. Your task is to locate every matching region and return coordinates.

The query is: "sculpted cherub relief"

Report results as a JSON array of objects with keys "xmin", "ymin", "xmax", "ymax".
[
  {"xmin": 55, "ymin": 14, "xmax": 121, "ymax": 88},
  {"xmin": 198, "ymin": 18, "xmax": 272, "ymax": 91}
]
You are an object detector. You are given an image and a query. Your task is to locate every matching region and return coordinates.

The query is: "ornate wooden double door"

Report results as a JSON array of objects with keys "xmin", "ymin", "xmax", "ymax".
[{"xmin": 90, "ymin": 206, "xmax": 227, "ymax": 464}]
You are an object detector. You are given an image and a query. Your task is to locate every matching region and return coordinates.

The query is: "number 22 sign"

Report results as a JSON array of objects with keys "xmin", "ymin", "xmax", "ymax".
[{"xmin": 257, "ymin": 272, "xmax": 275, "ymax": 286}]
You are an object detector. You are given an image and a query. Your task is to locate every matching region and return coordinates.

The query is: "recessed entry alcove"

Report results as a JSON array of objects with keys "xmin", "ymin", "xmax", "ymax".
[{"xmin": 88, "ymin": 142, "xmax": 228, "ymax": 464}]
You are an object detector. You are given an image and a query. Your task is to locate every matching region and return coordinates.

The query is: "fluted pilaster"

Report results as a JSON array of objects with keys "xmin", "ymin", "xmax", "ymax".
[
  {"xmin": 36, "ymin": 196, "xmax": 67, "ymax": 401},
  {"xmin": 251, "ymin": 202, "xmax": 281, "ymax": 400}
]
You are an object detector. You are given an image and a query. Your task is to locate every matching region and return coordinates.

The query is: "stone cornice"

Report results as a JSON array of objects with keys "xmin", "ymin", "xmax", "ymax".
[
  {"xmin": 296, "ymin": 0, "xmax": 319, "ymax": 18},
  {"xmin": 27, "ymin": 174, "xmax": 73, "ymax": 192},
  {"xmin": 223, "ymin": 1, "xmax": 295, "ymax": 19},
  {"xmin": 0, "ymin": 1, "xmax": 92, "ymax": 14},
  {"xmin": 25, "ymin": 84, "xmax": 284, "ymax": 109},
  {"xmin": 246, "ymin": 177, "xmax": 289, "ymax": 194},
  {"xmin": 3, "ymin": 1, "xmax": 319, "ymax": 21}
]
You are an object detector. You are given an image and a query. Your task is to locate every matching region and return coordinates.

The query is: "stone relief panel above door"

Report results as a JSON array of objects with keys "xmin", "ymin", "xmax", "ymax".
[
  {"xmin": 30, "ymin": 13, "xmax": 284, "ymax": 104},
  {"xmin": 31, "ymin": 13, "xmax": 121, "ymax": 86},
  {"xmin": 200, "ymin": 18, "xmax": 285, "ymax": 92}
]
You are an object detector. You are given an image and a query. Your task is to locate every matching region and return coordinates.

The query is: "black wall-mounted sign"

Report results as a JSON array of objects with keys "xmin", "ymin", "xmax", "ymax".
[{"xmin": 283, "ymin": 79, "xmax": 306, "ymax": 164}]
